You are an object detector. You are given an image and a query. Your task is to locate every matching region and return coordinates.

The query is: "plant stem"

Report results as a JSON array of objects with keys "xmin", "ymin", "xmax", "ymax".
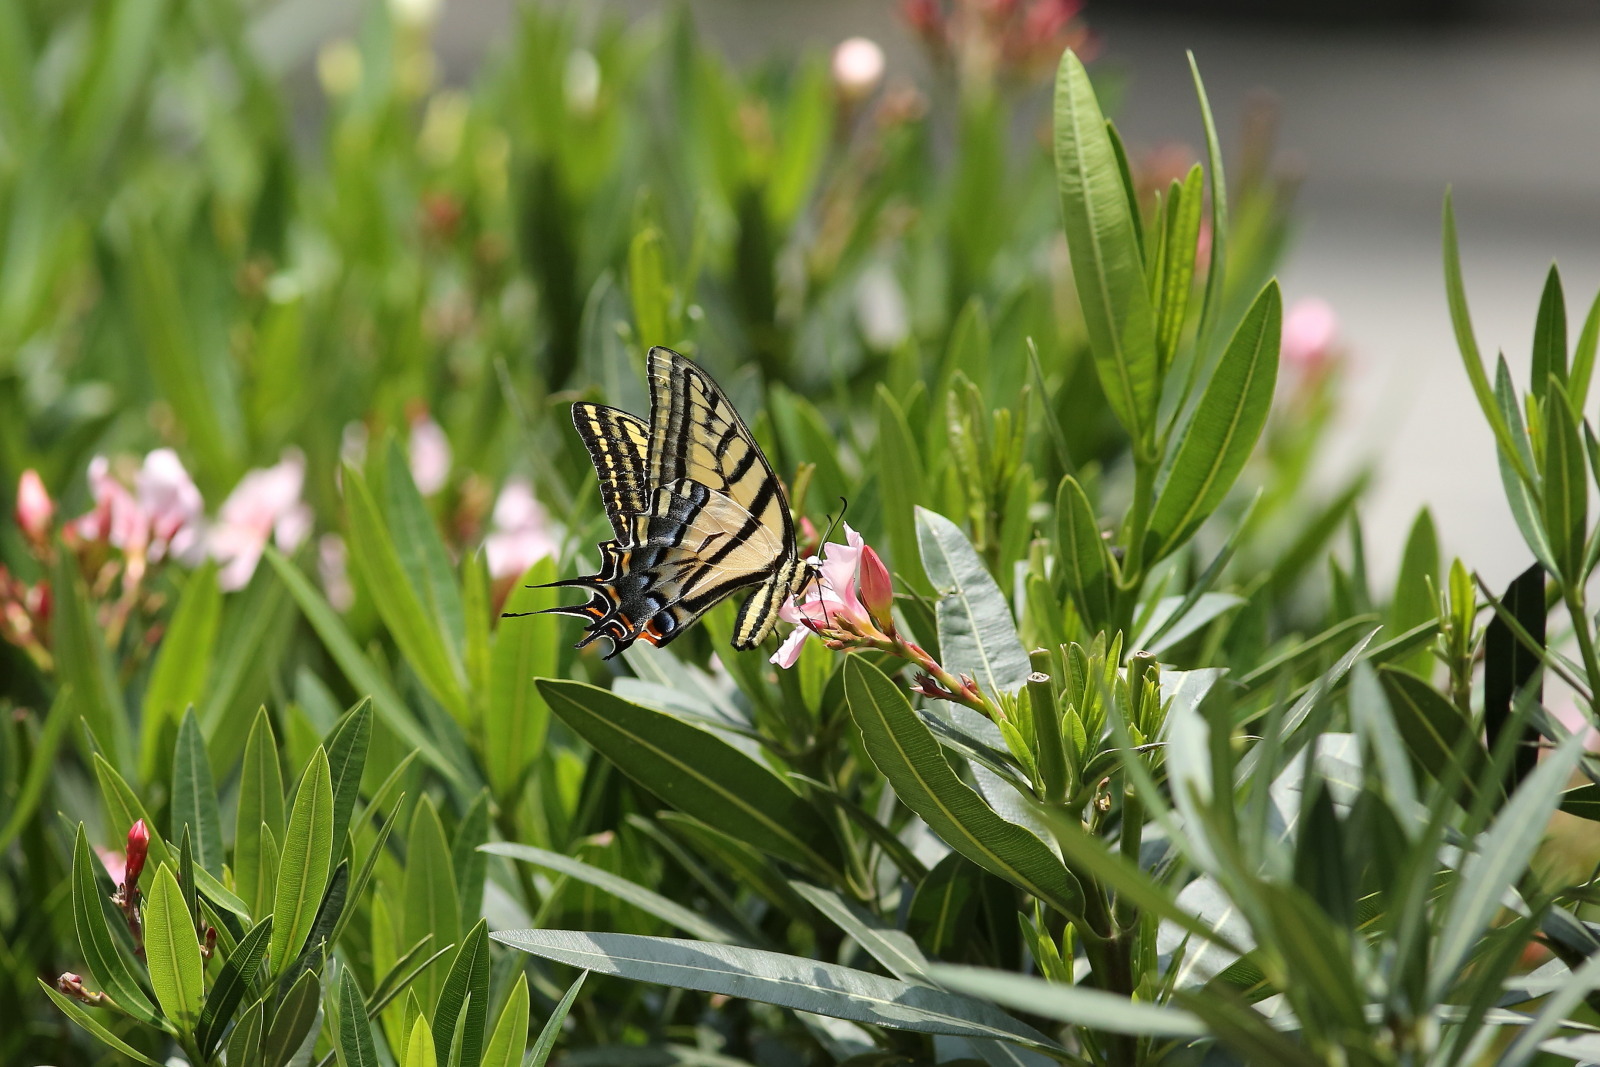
[{"xmin": 1565, "ymin": 586, "xmax": 1600, "ymax": 713}]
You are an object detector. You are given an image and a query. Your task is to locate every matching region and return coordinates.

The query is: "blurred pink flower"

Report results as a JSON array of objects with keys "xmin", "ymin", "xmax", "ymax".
[
  {"xmin": 74, "ymin": 456, "xmax": 149, "ymax": 553},
  {"xmin": 485, "ymin": 477, "xmax": 557, "ymax": 581},
  {"xmin": 96, "ymin": 847, "xmax": 126, "ymax": 887},
  {"xmin": 135, "ymin": 449, "xmax": 204, "ymax": 564},
  {"xmin": 15, "ymin": 470, "xmax": 53, "ymax": 544},
  {"xmin": 1549, "ymin": 697, "xmax": 1600, "ymax": 753},
  {"xmin": 772, "ymin": 524, "xmax": 872, "ymax": 669},
  {"xmin": 209, "ymin": 450, "xmax": 313, "ymax": 591},
  {"xmin": 832, "ymin": 37, "xmax": 885, "ymax": 102},
  {"xmin": 1282, "ymin": 297, "xmax": 1340, "ymax": 371},
  {"xmin": 408, "ymin": 413, "xmax": 452, "ymax": 495},
  {"xmin": 318, "ymin": 533, "xmax": 355, "ymax": 612}
]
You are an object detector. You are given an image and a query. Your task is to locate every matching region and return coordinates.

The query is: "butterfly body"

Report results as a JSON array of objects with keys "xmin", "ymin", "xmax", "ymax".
[{"xmin": 541, "ymin": 347, "xmax": 808, "ymax": 657}]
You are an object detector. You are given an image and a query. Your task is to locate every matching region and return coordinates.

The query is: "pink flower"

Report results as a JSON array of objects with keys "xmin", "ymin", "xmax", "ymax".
[
  {"xmin": 209, "ymin": 450, "xmax": 313, "ymax": 591},
  {"xmin": 484, "ymin": 477, "xmax": 557, "ymax": 581},
  {"xmin": 96, "ymin": 847, "xmax": 126, "ymax": 887},
  {"xmin": 771, "ymin": 524, "xmax": 876, "ymax": 669},
  {"xmin": 318, "ymin": 533, "xmax": 354, "ymax": 612},
  {"xmin": 135, "ymin": 450, "xmax": 204, "ymax": 564},
  {"xmin": 15, "ymin": 470, "xmax": 53, "ymax": 544},
  {"xmin": 1549, "ymin": 697, "xmax": 1600, "ymax": 753},
  {"xmin": 832, "ymin": 37, "xmax": 886, "ymax": 101},
  {"xmin": 74, "ymin": 456, "xmax": 149, "ymax": 553},
  {"xmin": 124, "ymin": 819, "xmax": 149, "ymax": 890},
  {"xmin": 1281, "ymin": 297, "xmax": 1340, "ymax": 372},
  {"xmin": 408, "ymin": 413, "xmax": 452, "ymax": 496}
]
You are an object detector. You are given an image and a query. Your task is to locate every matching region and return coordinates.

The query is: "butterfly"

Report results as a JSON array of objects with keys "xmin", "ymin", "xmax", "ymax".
[{"xmin": 535, "ymin": 346, "xmax": 810, "ymax": 657}]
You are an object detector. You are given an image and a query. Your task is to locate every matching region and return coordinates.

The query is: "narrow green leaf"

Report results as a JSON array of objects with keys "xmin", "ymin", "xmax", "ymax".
[
  {"xmin": 93, "ymin": 753, "xmax": 171, "ymax": 877},
  {"xmin": 1541, "ymin": 381, "xmax": 1587, "ymax": 581},
  {"xmin": 324, "ymin": 699, "xmax": 372, "ymax": 849},
  {"xmin": 1053, "ymin": 49, "xmax": 1159, "ymax": 449},
  {"xmin": 1569, "ymin": 287, "xmax": 1600, "ymax": 410},
  {"xmin": 383, "ymin": 437, "xmax": 467, "ymax": 663},
  {"xmin": 54, "ymin": 547, "xmax": 130, "ymax": 772},
  {"xmin": 931, "ymin": 965, "xmax": 1204, "ymax": 1038},
  {"xmin": 1055, "ymin": 476, "xmax": 1112, "ymax": 627},
  {"xmin": 196, "ymin": 916, "xmax": 273, "ymax": 1057},
  {"xmin": 265, "ymin": 547, "xmax": 464, "ymax": 786},
  {"xmin": 403, "ymin": 795, "xmax": 460, "ymax": 1012},
  {"xmin": 171, "ymin": 708, "xmax": 224, "ymax": 876},
  {"xmin": 339, "ymin": 968, "xmax": 380, "ymax": 1067},
  {"xmin": 69, "ymin": 825, "xmax": 163, "ymax": 1027},
  {"xmin": 537, "ymin": 679, "xmax": 840, "ymax": 874},
  {"xmin": 0, "ymin": 688, "xmax": 75, "ymax": 853},
  {"xmin": 526, "ymin": 971, "xmax": 585, "ymax": 1067},
  {"xmin": 481, "ymin": 972, "xmax": 528, "ymax": 1067},
  {"xmin": 262, "ymin": 970, "xmax": 320, "ymax": 1067},
  {"xmin": 1378, "ymin": 666, "xmax": 1486, "ymax": 789},
  {"xmin": 486, "ymin": 558, "xmax": 558, "ymax": 802},
  {"xmin": 492, "ymin": 931, "xmax": 1058, "ymax": 1050},
  {"xmin": 484, "ymin": 842, "xmax": 739, "ymax": 944},
  {"xmin": 1390, "ymin": 508, "xmax": 1440, "ymax": 677},
  {"xmin": 408, "ymin": 1014, "xmax": 439, "ymax": 1067},
  {"xmin": 343, "ymin": 463, "xmax": 468, "ymax": 719},
  {"xmin": 1148, "ymin": 280, "xmax": 1281, "ymax": 561},
  {"xmin": 1155, "ymin": 166, "xmax": 1205, "ymax": 374},
  {"xmin": 269, "ymin": 747, "xmax": 334, "ymax": 976},
  {"xmin": 226, "ymin": 997, "xmax": 265, "ymax": 1067},
  {"xmin": 452, "ymin": 790, "xmax": 491, "ymax": 932},
  {"xmin": 1532, "ymin": 262, "xmax": 1568, "ymax": 395},
  {"xmin": 140, "ymin": 563, "xmax": 220, "ymax": 783},
  {"xmin": 433, "ymin": 919, "xmax": 490, "ymax": 1067},
  {"xmin": 876, "ymin": 385, "xmax": 933, "ymax": 596},
  {"xmin": 909, "ymin": 853, "xmax": 981, "ymax": 957},
  {"xmin": 791, "ymin": 881, "xmax": 930, "ymax": 983},
  {"xmin": 916, "ymin": 507, "xmax": 1032, "ymax": 695},
  {"xmin": 844, "ymin": 658, "xmax": 1084, "ymax": 920},
  {"xmin": 282, "ymin": 860, "xmax": 348, "ymax": 988},
  {"xmin": 1188, "ymin": 53, "xmax": 1229, "ymax": 361},
  {"xmin": 145, "ymin": 865, "xmax": 203, "ymax": 1032},
  {"xmin": 40, "ymin": 982, "xmax": 166, "ymax": 1066},
  {"xmin": 234, "ymin": 707, "xmax": 284, "ymax": 917}
]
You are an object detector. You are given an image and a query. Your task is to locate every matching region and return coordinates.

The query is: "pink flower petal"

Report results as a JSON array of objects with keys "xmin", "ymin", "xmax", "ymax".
[{"xmin": 770, "ymin": 625, "xmax": 810, "ymax": 669}]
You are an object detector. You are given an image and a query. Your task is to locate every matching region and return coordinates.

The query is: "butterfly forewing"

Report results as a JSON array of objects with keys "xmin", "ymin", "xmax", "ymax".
[{"xmin": 540, "ymin": 348, "xmax": 806, "ymax": 656}]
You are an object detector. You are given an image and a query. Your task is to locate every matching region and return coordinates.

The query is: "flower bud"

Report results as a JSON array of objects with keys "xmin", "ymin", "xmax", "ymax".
[
  {"xmin": 124, "ymin": 819, "xmax": 150, "ymax": 890},
  {"xmin": 832, "ymin": 37, "xmax": 886, "ymax": 103},
  {"xmin": 15, "ymin": 470, "xmax": 53, "ymax": 545},
  {"xmin": 857, "ymin": 545, "xmax": 895, "ymax": 627}
]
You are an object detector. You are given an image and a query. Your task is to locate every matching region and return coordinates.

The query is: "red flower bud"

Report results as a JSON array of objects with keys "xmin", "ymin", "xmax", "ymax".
[
  {"xmin": 124, "ymin": 820, "xmax": 150, "ymax": 890},
  {"xmin": 56, "ymin": 972, "xmax": 108, "ymax": 1006},
  {"xmin": 15, "ymin": 470, "xmax": 53, "ymax": 545},
  {"xmin": 857, "ymin": 545, "xmax": 895, "ymax": 627}
]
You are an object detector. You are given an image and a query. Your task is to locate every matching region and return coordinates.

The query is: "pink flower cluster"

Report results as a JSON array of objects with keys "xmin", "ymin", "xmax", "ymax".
[{"xmin": 901, "ymin": 0, "xmax": 1094, "ymax": 85}]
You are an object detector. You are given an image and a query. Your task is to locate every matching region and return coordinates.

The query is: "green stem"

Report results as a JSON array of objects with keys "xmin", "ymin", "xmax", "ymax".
[
  {"xmin": 1115, "ymin": 784, "xmax": 1143, "ymax": 931},
  {"xmin": 1565, "ymin": 585, "xmax": 1600, "ymax": 714}
]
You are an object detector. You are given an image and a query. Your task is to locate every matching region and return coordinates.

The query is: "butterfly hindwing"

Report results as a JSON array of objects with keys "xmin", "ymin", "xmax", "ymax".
[{"xmin": 542, "ymin": 348, "xmax": 806, "ymax": 656}]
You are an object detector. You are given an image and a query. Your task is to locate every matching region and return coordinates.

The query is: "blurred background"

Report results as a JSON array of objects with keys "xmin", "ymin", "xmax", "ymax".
[{"xmin": 248, "ymin": 0, "xmax": 1600, "ymax": 586}]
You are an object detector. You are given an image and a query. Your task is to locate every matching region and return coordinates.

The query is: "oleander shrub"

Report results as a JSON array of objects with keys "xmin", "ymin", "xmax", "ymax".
[{"xmin": 5, "ymin": 1, "xmax": 1600, "ymax": 1065}]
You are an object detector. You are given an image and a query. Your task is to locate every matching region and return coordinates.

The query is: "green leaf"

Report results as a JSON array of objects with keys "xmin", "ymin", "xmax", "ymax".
[
  {"xmin": 486, "ymin": 558, "xmax": 559, "ymax": 802},
  {"xmin": 484, "ymin": 842, "xmax": 739, "ymax": 944},
  {"xmin": 1430, "ymin": 731, "xmax": 1585, "ymax": 1001},
  {"xmin": 408, "ymin": 1014, "xmax": 439, "ymax": 1067},
  {"xmin": 54, "ymin": 547, "xmax": 130, "ymax": 772},
  {"xmin": 262, "ymin": 970, "xmax": 320, "ymax": 1067},
  {"xmin": 196, "ymin": 916, "xmax": 273, "ymax": 1058},
  {"xmin": 145, "ymin": 864, "xmax": 203, "ymax": 1032},
  {"xmin": 265, "ymin": 547, "xmax": 465, "ymax": 786},
  {"xmin": 226, "ymin": 997, "xmax": 265, "ymax": 1067},
  {"xmin": 93, "ymin": 753, "xmax": 171, "ymax": 878},
  {"xmin": 1188, "ymin": 53, "xmax": 1229, "ymax": 360},
  {"xmin": 1055, "ymin": 476, "xmax": 1112, "ymax": 627},
  {"xmin": 1569, "ymin": 286, "xmax": 1600, "ymax": 410},
  {"xmin": 1541, "ymin": 381, "xmax": 1587, "ymax": 581},
  {"xmin": 481, "ymin": 972, "xmax": 528, "ymax": 1067},
  {"xmin": 1052, "ymin": 49, "xmax": 1159, "ymax": 451},
  {"xmin": 69, "ymin": 825, "xmax": 163, "ymax": 1028},
  {"xmin": 324, "ymin": 699, "xmax": 373, "ymax": 850},
  {"xmin": 909, "ymin": 853, "xmax": 982, "ymax": 957},
  {"xmin": 433, "ymin": 919, "xmax": 490, "ymax": 1067},
  {"xmin": 171, "ymin": 707, "xmax": 224, "ymax": 876},
  {"xmin": 403, "ymin": 795, "xmax": 460, "ymax": 1011},
  {"xmin": 282, "ymin": 860, "xmax": 348, "ymax": 988},
  {"xmin": 140, "ymin": 562, "xmax": 220, "ymax": 783},
  {"xmin": 1155, "ymin": 166, "xmax": 1205, "ymax": 374},
  {"xmin": 1443, "ymin": 191, "xmax": 1525, "ymax": 483},
  {"xmin": 844, "ymin": 658, "xmax": 1083, "ymax": 920},
  {"xmin": 1148, "ymin": 280, "xmax": 1281, "ymax": 561},
  {"xmin": 232, "ymin": 710, "xmax": 281, "ymax": 921},
  {"xmin": 630, "ymin": 224, "xmax": 670, "ymax": 347},
  {"xmin": 876, "ymin": 385, "xmax": 932, "ymax": 597},
  {"xmin": 384, "ymin": 437, "xmax": 468, "ymax": 663},
  {"xmin": 931, "ymin": 965, "xmax": 1204, "ymax": 1038},
  {"xmin": 492, "ymin": 931, "xmax": 1058, "ymax": 1051},
  {"xmin": 269, "ymin": 746, "xmax": 334, "ymax": 976},
  {"xmin": 40, "ymin": 981, "xmax": 166, "ymax": 1067},
  {"xmin": 526, "ymin": 971, "xmax": 586, "ymax": 1067},
  {"xmin": 1390, "ymin": 509, "xmax": 1440, "ymax": 677},
  {"xmin": 1378, "ymin": 666, "xmax": 1486, "ymax": 789},
  {"xmin": 1532, "ymin": 262, "xmax": 1568, "ymax": 395},
  {"xmin": 537, "ymin": 679, "xmax": 840, "ymax": 874},
  {"xmin": 452, "ymin": 790, "xmax": 491, "ymax": 932},
  {"xmin": 791, "ymin": 881, "xmax": 930, "ymax": 983},
  {"xmin": 0, "ymin": 689, "xmax": 73, "ymax": 852},
  {"xmin": 343, "ymin": 463, "xmax": 469, "ymax": 719},
  {"xmin": 338, "ymin": 968, "xmax": 380, "ymax": 1067},
  {"xmin": 916, "ymin": 507, "xmax": 1031, "ymax": 696}
]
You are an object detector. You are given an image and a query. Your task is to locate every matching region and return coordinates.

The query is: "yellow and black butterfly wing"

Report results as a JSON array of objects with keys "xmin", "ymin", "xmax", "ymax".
[
  {"xmin": 571, "ymin": 403, "xmax": 650, "ymax": 540},
  {"xmin": 543, "ymin": 348, "xmax": 806, "ymax": 656}
]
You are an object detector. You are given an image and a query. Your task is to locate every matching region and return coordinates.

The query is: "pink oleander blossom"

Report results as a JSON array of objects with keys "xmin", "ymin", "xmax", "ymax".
[
  {"xmin": 15, "ymin": 470, "xmax": 53, "ymax": 543},
  {"xmin": 318, "ymin": 533, "xmax": 355, "ymax": 612},
  {"xmin": 210, "ymin": 450, "xmax": 313, "ymax": 591},
  {"xmin": 485, "ymin": 477, "xmax": 557, "ymax": 581},
  {"xmin": 1282, "ymin": 297, "xmax": 1340, "ymax": 372},
  {"xmin": 135, "ymin": 449, "xmax": 205, "ymax": 564},
  {"xmin": 408, "ymin": 413, "xmax": 452, "ymax": 496},
  {"xmin": 74, "ymin": 456, "xmax": 149, "ymax": 553},
  {"xmin": 771, "ymin": 524, "xmax": 872, "ymax": 669}
]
